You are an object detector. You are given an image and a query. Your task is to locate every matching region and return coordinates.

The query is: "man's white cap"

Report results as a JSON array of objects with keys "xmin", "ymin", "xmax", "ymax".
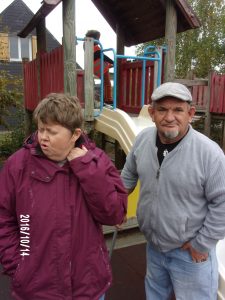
[{"xmin": 151, "ymin": 82, "xmax": 192, "ymax": 102}]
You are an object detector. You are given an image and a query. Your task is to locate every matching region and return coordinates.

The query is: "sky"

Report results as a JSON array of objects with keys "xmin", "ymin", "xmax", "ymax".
[{"xmin": 0, "ymin": 0, "xmax": 136, "ymax": 67}]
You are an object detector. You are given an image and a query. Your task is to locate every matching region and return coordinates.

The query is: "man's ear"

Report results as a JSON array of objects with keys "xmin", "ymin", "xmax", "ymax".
[
  {"xmin": 148, "ymin": 105, "xmax": 155, "ymax": 122},
  {"xmin": 188, "ymin": 106, "xmax": 196, "ymax": 123}
]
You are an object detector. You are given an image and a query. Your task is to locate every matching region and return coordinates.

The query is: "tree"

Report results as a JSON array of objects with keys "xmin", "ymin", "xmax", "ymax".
[
  {"xmin": 136, "ymin": 0, "xmax": 225, "ymax": 78},
  {"xmin": 0, "ymin": 70, "xmax": 26, "ymax": 161},
  {"xmin": 0, "ymin": 70, "xmax": 23, "ymax": 128}
]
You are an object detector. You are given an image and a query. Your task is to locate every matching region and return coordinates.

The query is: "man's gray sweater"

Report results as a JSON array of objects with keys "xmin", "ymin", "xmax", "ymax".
[{"xmin": 121, "ymin": 126, "xmax": 225, "ymax": 253}]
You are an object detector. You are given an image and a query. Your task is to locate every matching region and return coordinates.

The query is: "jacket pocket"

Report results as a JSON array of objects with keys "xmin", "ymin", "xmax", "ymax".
[
  {"xmin": 157, "ymin": 215, "xmax": 188, "ymax": 244},
  {"xmin": 12, "ymin": 255, "xmax": 37, "ymax": 290},
  {"xmin": 12, "ymin": 258, "xmax": 26, "ymax": 287}
]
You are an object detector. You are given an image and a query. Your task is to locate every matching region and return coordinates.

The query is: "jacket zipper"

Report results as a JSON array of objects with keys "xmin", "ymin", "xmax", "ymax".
[{"xmin": 156, "ymin": 168, "xmax": 160, "ymax": 179}]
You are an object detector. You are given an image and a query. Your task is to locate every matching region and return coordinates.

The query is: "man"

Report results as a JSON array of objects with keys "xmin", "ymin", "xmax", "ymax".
[{"xmin": 121, "ymin": 82, "xmax": 225, "ymax": 300}]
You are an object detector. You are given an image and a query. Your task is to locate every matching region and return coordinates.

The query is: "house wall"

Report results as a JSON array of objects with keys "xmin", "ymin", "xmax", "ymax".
[
  {"xmin": 0, "ymin": 0, "xmax": 61, "ymax": 131},
  {"xmin": 0, "ymin": 0, "xmax": 60, "ymax": 68}
]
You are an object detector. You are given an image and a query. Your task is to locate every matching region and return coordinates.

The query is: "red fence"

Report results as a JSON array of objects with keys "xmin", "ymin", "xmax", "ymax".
[
  {"xmin": 40, "ymin": 47, "xmax": 64, "ymax": 99},
  {"xmin": 118, "ymin": 60, "xmax": 154, "ymax": 114},
  {"xmin": 23, "ymin": 59, "xmax": 38, "ymax": 111},
  {"xmin": 210, "ymin": 73, "xmax": 225, "ymax": 113},
  {"xmin": 192, "ymin": 85, "xmax": 208, "ymax": 110},
  {"xmin": 23, "ymin": 49, "xmax": 156, "ymax": 113},
  {"xmin": 23, "ymin": 47, "xmax": 225, "ymax": 115},
  {"xmin": 23, "ymin": 46, "xmax": 84, "ymax": 111}
]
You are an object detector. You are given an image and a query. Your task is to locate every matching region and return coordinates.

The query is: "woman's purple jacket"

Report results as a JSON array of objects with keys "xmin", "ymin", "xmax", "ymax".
[{"xmin": 0, "ymin": 133, "xmax": 127, "ymax": 300}]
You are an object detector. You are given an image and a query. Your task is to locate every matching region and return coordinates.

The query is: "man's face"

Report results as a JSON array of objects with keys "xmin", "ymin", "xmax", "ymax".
[{"xmin": 148, "ymin": 97, "xmax": 196, "ymax": 144}]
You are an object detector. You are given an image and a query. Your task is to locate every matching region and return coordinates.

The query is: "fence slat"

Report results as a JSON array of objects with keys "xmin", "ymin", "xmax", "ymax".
[{"xmin": 210, "ymin": 73, "xmax": 225, "ymax": 114}]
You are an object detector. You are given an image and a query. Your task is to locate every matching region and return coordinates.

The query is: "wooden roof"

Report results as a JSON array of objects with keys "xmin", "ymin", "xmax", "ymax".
[
  {"xmin": 18, "ymin": 0, "xmax": 200, "ymax": 46},
  {"xmin": 18, "ymin": 1, "xmax": 61, "ymax": 38},
  {"xmin": 91, "ymin": 0, "xmax": 201, "ymax": 46}
]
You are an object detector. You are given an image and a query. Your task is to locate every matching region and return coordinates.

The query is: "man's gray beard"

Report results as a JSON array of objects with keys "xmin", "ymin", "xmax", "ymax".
[{"xmin": 163, "ymin": 130, "xmax": 179, "ymax": 140}]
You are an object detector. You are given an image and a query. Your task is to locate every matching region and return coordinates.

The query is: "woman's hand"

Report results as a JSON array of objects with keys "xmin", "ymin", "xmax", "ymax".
[{"xmin": 67, "ymin": 145, "xmax": 88, "ymax": 161}]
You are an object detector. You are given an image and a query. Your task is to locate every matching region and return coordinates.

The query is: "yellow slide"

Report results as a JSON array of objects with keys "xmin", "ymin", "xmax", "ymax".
[{"xmin": 95, "ymin": 105, "xmax": 155, "ymax": 218}]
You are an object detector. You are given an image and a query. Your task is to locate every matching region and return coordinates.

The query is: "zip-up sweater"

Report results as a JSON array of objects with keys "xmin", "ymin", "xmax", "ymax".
[{"xmin": 121, "ymin": 126, "xmax": 225, "ymax": 253}]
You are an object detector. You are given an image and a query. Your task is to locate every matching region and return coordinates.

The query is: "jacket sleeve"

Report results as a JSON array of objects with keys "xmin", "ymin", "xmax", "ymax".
[
  {"xmin": 0, "ymin": 159, "xmax": 20, "ymax": 276},
  {"xmin": 121, "ymin": 147, "xmax": 138, "ymax": 191},
  {"xmin": 69, "ymin": 148, "xmax": 127, "ymax": 225},
  {"xmin": 94, "ymin": 50, "xmax": 114, "ymax": 65},
  {"xmin": 190, "ymin": 152, "xmax": 225, "ymax": 253}
]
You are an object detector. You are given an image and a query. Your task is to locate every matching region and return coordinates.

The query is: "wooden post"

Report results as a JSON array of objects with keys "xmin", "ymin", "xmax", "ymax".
[
  {"xmin": 116, "ymin": 24, "xmax": 125, "ymax": 107},
  {"xmin": 36, "ymin": 19, "xmax": 47, "ymax": 53},
  {"xmin": 62, "ymin": 0, "xmax": 76, "ymax": 96},
  {"xmin": 204, "ymin": 71, "xmax": 212, "ymax": 138},
  {"xmin": 84, "ymin": 37, "xmax": 94, "ymax": 122},
  {"xmin": 115, "ymin": 141, "xmax": 126, "ymax": 170},
  {"xmin": 24, "ymin": 109, "xmax": 33, "ymax": 137},
  {"xmin": 36, "ymin": 18, "xmax": 47, "ymax": 101},
  {"xmin": 154, "ymin": 46, "xmax": 163, "ymax": 90},
  {"xmin": 164, "ymin": 0, "xmax": 177, "ymax": 82},
  {"xmin": 22, "ymin": 58, "xmax": 33, "ymax": 136}
]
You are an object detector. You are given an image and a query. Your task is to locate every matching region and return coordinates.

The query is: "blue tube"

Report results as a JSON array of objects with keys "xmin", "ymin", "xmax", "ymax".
[{"xmin": 76, "ymin": 37, "xmax": 162, "ymax": 112}]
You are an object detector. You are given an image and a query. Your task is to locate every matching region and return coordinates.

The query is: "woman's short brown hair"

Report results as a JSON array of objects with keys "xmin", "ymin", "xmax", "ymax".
[{"xmin": 33, "ymin": 93, "xmax": 84, "ymax": 133}]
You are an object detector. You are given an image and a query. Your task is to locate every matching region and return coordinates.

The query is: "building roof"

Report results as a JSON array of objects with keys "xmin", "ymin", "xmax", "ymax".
[
  {"xmin": 0, "ymin": 0, "xmax": 60, "ymax": 53},
  {"xmin": 0, "ymin": 0, "xmax": 35, "ymax": 34},
  {"xmin": 18, "ymin": 0, "xmax": 201, "ymax": 47}
]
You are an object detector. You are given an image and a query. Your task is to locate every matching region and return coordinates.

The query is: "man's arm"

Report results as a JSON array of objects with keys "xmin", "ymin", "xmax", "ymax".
[
  {"xmin": 94, "ymin": 50, "xmax": 114, "ymax": 65},
  {"xmin": 190, "ymin": 153, "xmax": 225, "ymax": 253}
]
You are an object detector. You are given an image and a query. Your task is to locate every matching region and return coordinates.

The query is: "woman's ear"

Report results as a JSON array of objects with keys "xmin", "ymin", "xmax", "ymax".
[{"xmin": 71, "ymin": 128, "xmax": 82, "ymax": 142}]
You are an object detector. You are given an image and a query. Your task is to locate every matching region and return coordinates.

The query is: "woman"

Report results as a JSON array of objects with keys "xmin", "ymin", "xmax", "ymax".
[{"xmin": 0, "ymin": 93, "xmax": 127, "ymax": 300}]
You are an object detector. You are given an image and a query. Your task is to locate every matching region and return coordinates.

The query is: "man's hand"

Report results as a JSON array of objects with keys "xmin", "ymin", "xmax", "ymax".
[
  {"xmin": 67, "ymin": 145, "xmax": 88, "ymax": 161},
  {"xmin": 181, "ymin": 241, "xmax": 208, "ymax": 263}
]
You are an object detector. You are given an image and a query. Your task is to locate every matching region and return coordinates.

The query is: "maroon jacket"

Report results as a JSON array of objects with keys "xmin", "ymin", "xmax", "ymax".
[{"xmin": 0, "ymin": 133, "xmax": 127, "ymax": 300}]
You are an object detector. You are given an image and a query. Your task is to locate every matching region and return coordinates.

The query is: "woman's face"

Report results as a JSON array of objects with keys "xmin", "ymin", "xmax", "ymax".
[{"xmin": 37, "ymin": 120, "xmax": 81, "ymax": 161}]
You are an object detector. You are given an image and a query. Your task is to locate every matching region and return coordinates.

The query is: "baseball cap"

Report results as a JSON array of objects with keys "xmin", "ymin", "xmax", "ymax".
[{"xmin": 151, "ymin": 82, "xmax": 192, "ymax": 102}]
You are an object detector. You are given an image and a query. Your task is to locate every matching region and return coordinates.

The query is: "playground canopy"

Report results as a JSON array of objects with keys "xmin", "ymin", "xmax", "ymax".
[
  {"xmin": 91, "ymin": 0, "xmax": 201, "ymax": 46},
  {"xmin": 18, "ymin": 0, "xmax": 200, "ymax": 45}
]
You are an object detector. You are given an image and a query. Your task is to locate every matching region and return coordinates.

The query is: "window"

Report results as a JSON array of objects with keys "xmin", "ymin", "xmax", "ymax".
[{"xmin": 9, "ymin": 36, "xmax": 31, "ymax": 61}]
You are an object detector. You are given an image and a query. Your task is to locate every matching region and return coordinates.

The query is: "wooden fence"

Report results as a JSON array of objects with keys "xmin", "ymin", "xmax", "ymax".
[
  {"xmin": 118, "ymin": 60, "xmax": 155, "ymax": 114},
  {"xmin": 23, "ymin": 47, "xmax": 225, "ymax": 117},
  {"xmin": 23, "ymin": 48, "xmax": 156, "ymax": 113},
  {"xmin": 210, "ymin": 73, "xmax": 225, "ymax": 113},
  {"xmin": 23, "ymin": 46, "xmax": 84, "ymax": 111},
  {"xmin": 174, "ymin": 78, "xmax": 208, "ymax": 111},
  {"xmin": 23, "ymin": 59, "xmax": 38, "ymax": 111},
  {"xmin": 40, "ymin": 47, "xmax": 64, "ymax": 100}
]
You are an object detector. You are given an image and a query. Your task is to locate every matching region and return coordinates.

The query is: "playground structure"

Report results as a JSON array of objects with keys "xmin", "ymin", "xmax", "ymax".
[
  {"xmin": 21, "ymin": 35, "xmax": 225, "ymax": 300},
  {"xmin": 17, "ymin": 1, "xmax": 225, "ymax": 299}
]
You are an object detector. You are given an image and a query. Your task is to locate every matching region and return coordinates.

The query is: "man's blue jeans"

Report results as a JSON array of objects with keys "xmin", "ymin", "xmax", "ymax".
[{"xmin": 145, "ymin": 243, "xmax": 218, "ymax": 300}]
